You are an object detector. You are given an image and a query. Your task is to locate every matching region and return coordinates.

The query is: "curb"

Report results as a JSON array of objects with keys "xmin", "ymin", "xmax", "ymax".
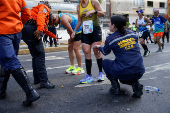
[
  {"xmin": 18, "ymin": 46, "xmax": 82, "ymax": 55},
  {"xmin": 20, "ymin": 42, "xmax": 68, "ymax": 46}
]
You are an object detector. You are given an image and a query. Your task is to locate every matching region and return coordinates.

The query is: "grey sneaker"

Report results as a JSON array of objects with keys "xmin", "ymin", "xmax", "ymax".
[{"xmin": 156, "ymin": 49, "xmax": 162, "ymax": 53}]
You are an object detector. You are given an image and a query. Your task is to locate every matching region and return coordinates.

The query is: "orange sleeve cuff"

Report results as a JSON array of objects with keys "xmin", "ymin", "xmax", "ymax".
[{"xmin": 44, "ymin": 30, "xmax": 56, "ymax": 38}]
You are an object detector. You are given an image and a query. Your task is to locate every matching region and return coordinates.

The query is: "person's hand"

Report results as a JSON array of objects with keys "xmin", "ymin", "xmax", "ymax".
[
  {"xmin": 55, "ymin": 36, "xmax": 62, "ymax": 39},
  {"xmin": 142, "ymin": 23, "xmax": 147, "ymax": 27},
  {"xmin": 71, "ymin": 31, "xmax": 76, "ymax": 39},
  {"xmin": 165, "ymin": 29, "xmax": 168, "ymax": 33},
  {"xmin": 93, "ymin": 44, "xmax": 101, "ymax": 49},
  {"xmin": 34, "ymin": 30, "xmax": 42, "ymax": 39},
  {"xmin": 86, "ymin": 10, "xmax": 94, "ymax": 17},
  {"xmin": 136, "ymin": 24, "xmax": 139, "ymax": 28},
  {"xmin": 68, "ymin": 38, "xmax": 74, "ymax": 44}
]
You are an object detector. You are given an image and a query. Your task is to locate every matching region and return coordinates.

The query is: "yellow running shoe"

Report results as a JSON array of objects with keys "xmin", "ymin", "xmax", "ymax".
[
  {"xmin": 65, "ymin": 66, "xmax": 76, "ymax": 74},
  {"xmin": 71, "ymin": 67, "xmax": 85, "ymax": 75}
]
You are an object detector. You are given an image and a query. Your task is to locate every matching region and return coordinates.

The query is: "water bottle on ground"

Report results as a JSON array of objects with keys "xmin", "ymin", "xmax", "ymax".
[{"xmin": 145, "ymin": 86, "xmax": 160, "ymax": 91}]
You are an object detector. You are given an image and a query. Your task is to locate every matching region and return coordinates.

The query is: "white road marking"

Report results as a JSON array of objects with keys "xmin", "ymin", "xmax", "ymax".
[
  {"xmin": 144, "ymin": 62, "xmax": 170, "ymax": 75},
  {"xmin": 21, "ymin": 56, "xmax": 66, "ymax": 62},
  {"xmin": 26, "ymin": 62, "xmax": 96, "ymax": 73}
]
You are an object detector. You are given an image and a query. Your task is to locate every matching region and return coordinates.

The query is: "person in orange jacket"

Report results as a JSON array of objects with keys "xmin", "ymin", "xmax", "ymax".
[
  {"xmin": 0, "ymin": 0, "xmax": 40, "ymax": 107},
  {"xmin": 22, "ymin": 1, "xmax": 61, "ymax": 89}
]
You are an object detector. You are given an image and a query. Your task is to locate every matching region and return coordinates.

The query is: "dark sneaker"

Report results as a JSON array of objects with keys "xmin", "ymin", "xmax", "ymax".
[
  {"xmin": 156, "ymin": 49, "xmax": 162, "ymax": 53},
  {"xmin": 40, "ymin": 81, "xmax": 55, "ymax": 89},
  {"xmin": 110, "ymin": 78, "xmax": 120, "ymax": 95},
  {"xmin": 162, "ymin": 43, "xmax": 164, "ymax": 49},
  {"xmin": 151, "ymin": 41, "xmax": 154, "ymax": 43},
  {"xmin": 143, "ymin": 51, "xmax": 147, "ymax": 57},
  {"xmin": 132, "ymin": 82, "xmax": 143, "ymax": 98},
  {"xmin": 143, "ymin": 51, "xmax": 150, "ymax": 57}
]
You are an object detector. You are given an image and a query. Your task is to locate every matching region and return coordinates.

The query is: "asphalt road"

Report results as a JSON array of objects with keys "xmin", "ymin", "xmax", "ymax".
[{"xmin": 0, "ymin": 42, "xmax": 170, "ymax": 113}]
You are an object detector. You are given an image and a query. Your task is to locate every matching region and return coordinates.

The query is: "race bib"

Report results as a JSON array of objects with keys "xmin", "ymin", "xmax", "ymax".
[
  {"xmin": 138, "ymin": 31, "xmax": 143, "ymax": 37},
  {"xmin": 155, "ymin": 21, "xmax": 160, "ymax": 24},
  {"xmin": 83, "ymin": 20, "xmax": 93, "ymax": 34}
]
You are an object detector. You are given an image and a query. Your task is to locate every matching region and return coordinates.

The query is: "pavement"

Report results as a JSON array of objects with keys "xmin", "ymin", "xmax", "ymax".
[
  {"xmin": 19, "ymin": 40, "xmax": 70, "ymax": 55},
  {"xmin": 1, "ymin": 41, "xmax": 170, "ymax": 113}
]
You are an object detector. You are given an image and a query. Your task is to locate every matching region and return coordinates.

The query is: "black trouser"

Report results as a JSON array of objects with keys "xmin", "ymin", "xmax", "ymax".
[
  {"xmin": 48, "ymin": 27, "xmax": 57, "ymax": 46},
  {"xmin": 22, "ymin": 24, "xmax": 48, "ymax": 83},
  {"xmin": 162, "ymin": 32, "xmax": 169, "ymax": 43}
]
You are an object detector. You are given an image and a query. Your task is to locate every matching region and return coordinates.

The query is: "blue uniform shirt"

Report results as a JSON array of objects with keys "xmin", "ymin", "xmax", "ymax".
[{"xmin": 99, "ymin": 30, "xmax": 145, "ymax": 76}]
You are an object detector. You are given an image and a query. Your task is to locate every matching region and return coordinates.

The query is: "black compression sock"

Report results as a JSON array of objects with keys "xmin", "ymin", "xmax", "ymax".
[
  {"xmin": 142, "ymin": 44, "xmax": 148, "ymax": 51},
  {"xmin": 97, "ymin": 58, "xmax": 103, "ymax": 72},
  {"xmin": 85, "ymin": 59, "xmax": 92, "ymax": 76}
]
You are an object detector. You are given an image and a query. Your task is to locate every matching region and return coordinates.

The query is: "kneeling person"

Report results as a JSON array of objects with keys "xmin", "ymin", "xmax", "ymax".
[{"xmin": 93, "ymin": 15, "xmax": 145, "ymax": 98}]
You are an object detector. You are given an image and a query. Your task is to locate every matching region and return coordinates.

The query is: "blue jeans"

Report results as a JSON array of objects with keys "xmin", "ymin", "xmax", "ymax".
[
  {"xmin": 22, "ymin": 24, "xmax": 48, "ymax": 83},
  {"xmin": 0, "ymin": 32, "xmax": 22, "ymax": 72}
]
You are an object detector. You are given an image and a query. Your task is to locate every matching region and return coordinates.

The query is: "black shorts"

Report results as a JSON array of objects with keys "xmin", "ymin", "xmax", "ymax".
[
  {"xmin": 74, "ymin": 33, "xmax": 81, "ymax": 41},
  {"xmin": 139, "ymin": 30, "xmax": 149, "ymax": 40},
  {"xmin": 81, "ymin": 28, "xmax": 102, "ymax": 45}
]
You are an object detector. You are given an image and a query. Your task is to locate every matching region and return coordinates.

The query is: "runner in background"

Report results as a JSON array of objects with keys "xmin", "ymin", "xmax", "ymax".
[
  {"xmin": 152, "ymin": 10, "xmax": 168, "ymax": 52},
  {"xmin": 135, "ymin": 9, "xmax": 152, "ymax": 57}
]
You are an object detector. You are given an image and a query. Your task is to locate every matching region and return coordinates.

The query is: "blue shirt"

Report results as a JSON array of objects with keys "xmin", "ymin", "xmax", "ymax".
[
  {"xmin": 59, "ymin": 13, "xmax": 82, "ymax": 34},
  {"xmin": 152, "ymin": 15, "xmax": 167, "ymax": 33},
  {"xmin": 99, "ymin": 30, "xmax": 145, "ymax": 75}
]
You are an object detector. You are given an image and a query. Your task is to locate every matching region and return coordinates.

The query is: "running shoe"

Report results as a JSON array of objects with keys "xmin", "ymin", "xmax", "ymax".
[
  {"xmin": 156, "ymin": 48, "xmax": 162, "ymax": 53},
  {"xmin": 98, "ymin": 72, "xmax": 104, "ymax": 82},
  {"xmin": 80, "ymin": 74, "xmax": 94, "ymax": 84},
  {"xmin": 71, "ymin": 67, "xmax": 85, "ymax": 75},
  {"xmin": 143, "ymin": 51, "xmax": 150, "ymax": 57},
  {"xmin": 65, "ymin": 66, "xmax": 76, "ymax": 74}
]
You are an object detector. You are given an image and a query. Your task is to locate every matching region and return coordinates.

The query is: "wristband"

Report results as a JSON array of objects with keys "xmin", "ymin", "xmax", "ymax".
[
  {"xmin": 94, "ymin": 10, "xmax": 98, "ymax": 14},
  {"xmin": 74, "ymin": 30, "xmax": 77, "ymax": 32}
]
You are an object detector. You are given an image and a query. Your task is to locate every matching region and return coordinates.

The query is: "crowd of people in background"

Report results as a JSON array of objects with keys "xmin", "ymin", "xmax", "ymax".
[{"xmin": 0, "ymin": 0, "xmax": 169, "ymax": 107}]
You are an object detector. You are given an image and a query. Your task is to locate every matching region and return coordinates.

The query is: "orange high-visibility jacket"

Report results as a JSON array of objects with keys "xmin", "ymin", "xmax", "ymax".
[
  {"xmin": 0, "ymin": 0, "xmax": 30, "ymax": 34},
  {"xmin": 30, "ymin": 4, "xmax": 56, "ymax": 38}
]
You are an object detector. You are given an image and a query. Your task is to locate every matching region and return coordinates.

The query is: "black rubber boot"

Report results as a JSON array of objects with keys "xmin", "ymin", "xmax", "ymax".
[
  {"xmin": 109, "ymin": 78, "xmax": 120, "ymax": 95},
  {"xmin": 0, "ymin": 67, "xmax": 10, "ymax": 99},
  {"xmin": 132, "ymin": 80, "xmax": 143, "ymax": 98},
  {"xmin": 40, "ymin": 81, "xmax": 55, "ymax": 89},
  {"xmin": 12, "ymin": 67, "xmax": 40, "ymax": 107}
]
